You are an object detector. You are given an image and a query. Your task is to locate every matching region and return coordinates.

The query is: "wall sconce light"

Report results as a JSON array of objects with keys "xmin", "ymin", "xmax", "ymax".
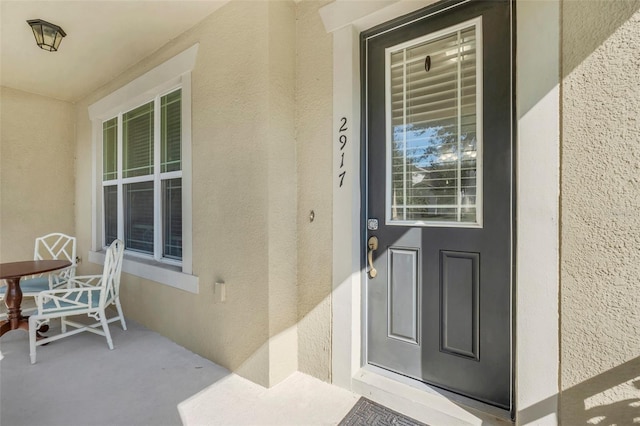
[{"xmin": 27, "ymin": 19, "xmax": 66, "ymax": 52}]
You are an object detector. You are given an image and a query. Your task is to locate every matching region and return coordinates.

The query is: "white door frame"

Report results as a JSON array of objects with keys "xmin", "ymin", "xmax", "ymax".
[{"xmin": 321, "ymin": 0, "xmax": 560, "ymax": 424}]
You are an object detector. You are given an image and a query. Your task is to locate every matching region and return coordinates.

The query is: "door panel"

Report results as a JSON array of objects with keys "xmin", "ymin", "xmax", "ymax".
[
  {"xmin": 365, "ymin": 0, "xmax": 513, "ymax": 409},
  {"xmin": 388, "ymin": 248, "xmax": 420, "ymax": 344},
  {"xmin": 440, "ymin": 250, "xmax": 479, "ymax": 360}
]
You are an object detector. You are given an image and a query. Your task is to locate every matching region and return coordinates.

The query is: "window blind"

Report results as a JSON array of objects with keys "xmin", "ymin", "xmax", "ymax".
[
  {"xmin": 104, "ymin": 185, "xmax": 118, "ymax": 245},
  {"xmin": 161, "ymin": 90, "xmax": 181, "ymax": 173},
  {"xmin": 124, "ymin": 181, "xmax": 154, "ymax": 254},
  {"xmin": 103, "ymin": 118, "xmax": 118, "ymax": 181},
  {"xmin": 389, "ymin": 26, "xmax": 478, "ymax": 223},
  {"xmin": 123, "ymin": 102, "xmax": 154, "ymax": 179},
  {"xmin": 162, "ymin": 178, "xmax": 182, "ymax": 260}
]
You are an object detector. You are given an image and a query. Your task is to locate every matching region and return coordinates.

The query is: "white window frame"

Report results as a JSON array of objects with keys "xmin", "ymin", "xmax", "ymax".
[{"xmin": 88, "ymin": 44, "xmax": 199, "ymax": 293}]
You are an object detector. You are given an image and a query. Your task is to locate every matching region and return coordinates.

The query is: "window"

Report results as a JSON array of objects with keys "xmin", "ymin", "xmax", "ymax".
[
  {"xmin": 102, "ymin": 90, "xmax": 183, "ymax": 263},
  {"xmin": 89, "ymin": 44, "xmax": 198, "ymax": 293},
  {"xmin": 386, "ymin": 19, "xmax": 482, "ymax": 227}
]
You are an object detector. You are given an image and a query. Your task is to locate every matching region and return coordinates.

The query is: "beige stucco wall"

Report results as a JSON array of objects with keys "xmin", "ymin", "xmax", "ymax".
[
  {"xmin": 266, "ymin": 0, "xmax": 299, "ymax": 386},
  {"xmin": 295, "ymin": 0, "xmax": 334, "ymax": 382},
  {"xmin": 74, "ymin": 0, "xmax": 298, "ymax": 388},
  {"xmin": 8, "ymin": 1, "xmax": 639, "ymax": 420},
  {"xmin": 0, "ymin": 87, "xmax": 75, "ymax": 262},
  {"xmin": 560, "ymin": 1, "xmax": 640, "ymax": 424}
]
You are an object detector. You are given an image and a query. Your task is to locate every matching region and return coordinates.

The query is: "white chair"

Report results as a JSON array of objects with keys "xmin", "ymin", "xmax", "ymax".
[
  {"xmin": 29, "ymin": 239, "xmax": 126, "ymax": 364},
  {"xmin": 0, "ymin": 233, "xmax": 77, "ymax": 319}
]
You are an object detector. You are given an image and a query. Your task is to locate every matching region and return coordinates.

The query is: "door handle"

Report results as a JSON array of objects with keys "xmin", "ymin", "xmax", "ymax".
[{"xmin": 367, "ymin": 236, "xmax": 378, "ymax": 278}]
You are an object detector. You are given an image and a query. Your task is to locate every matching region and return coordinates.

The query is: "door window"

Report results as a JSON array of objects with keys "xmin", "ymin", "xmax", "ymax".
[{"xmin": 386, "ymin": 18, "xmax": 482, "ymax": 227}]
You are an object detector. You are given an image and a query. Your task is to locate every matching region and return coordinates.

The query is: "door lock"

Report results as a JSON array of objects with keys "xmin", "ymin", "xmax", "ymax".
[{"xmin": 367, "ymin": 236, "xmax": 379, "ymax": 278}]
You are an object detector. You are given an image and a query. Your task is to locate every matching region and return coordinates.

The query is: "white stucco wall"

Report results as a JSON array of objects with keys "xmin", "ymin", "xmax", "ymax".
[
  {"xmin": 560, "ymin": 1, "xmax": 640, "ymax": 424},
  {"xmin": 295, "ymin": 0, "xmax": 334, "ymax": 382},
  {"xmin": 0, "ymin": 87, "xmax": 76, "ymax": 262},
  {"xmin": 74, "ymin": 0, "xmax": 298, "ymax": 388}
]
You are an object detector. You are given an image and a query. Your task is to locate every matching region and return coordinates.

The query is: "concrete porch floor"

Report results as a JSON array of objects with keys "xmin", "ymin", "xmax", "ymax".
[{"xmin": 0, "ymin": 315, "xmax": 359, "ymax": 426}]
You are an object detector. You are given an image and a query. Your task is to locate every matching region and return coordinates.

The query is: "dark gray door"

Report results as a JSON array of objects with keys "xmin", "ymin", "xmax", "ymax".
[{"xmin": 365, "ymin": 0, "xmax": 513, "ymax": 409}]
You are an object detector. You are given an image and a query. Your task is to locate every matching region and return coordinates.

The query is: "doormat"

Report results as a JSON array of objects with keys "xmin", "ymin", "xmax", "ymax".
[{"xmin": 339, "ymin": 398, "xmax": 428, "ymax": 426}]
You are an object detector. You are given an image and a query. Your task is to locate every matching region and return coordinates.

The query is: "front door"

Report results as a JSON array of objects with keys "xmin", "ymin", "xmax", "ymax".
[{"xmin": 364, "ymin": 0, "xmax": 513, "ymax": 409}]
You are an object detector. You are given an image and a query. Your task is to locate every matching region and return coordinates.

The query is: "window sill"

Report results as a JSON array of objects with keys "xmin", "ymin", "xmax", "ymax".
[{"xmin": 88, "ymin": 250, "xmax": 199, "ymax": 294}]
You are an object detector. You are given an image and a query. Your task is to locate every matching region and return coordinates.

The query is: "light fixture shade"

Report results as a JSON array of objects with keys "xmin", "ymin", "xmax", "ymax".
[{"xmin": 27, "ymin": 19, "xmax": 66, "ymax": 52}]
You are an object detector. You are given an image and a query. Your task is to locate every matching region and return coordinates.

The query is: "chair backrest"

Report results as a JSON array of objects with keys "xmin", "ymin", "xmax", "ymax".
[
  {"xmin": 100, "ymin": 239, "xmax": 125, "ymax": 308},
  {"xmin": 34, "ymin": 233, "xmax": 77, "ymax": 279}
]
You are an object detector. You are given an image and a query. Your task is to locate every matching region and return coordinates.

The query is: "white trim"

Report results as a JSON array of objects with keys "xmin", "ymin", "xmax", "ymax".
[
  {"xmin": 515, "ymin": 1, "xmax": 560, "ymax": 423},
  {"xmin": 116, "ymin": 113, "xmax": 124, "ymax": 241},
  {"xmin": 331, "ymin": 24, "xmax": 363, "ymax": 390},
  {"xmin": 102, "ymin": 171, "xmax": 182, "ymax": 186},
  {"xmin": 88, "ymin": 250, "xmax": 198, "ymax": 294},
  {"xmin": 153, "ymin": 94, "xmax": 162, "ymax": 262},
  {"xmin": 88, "ymin": 44, "xmax": 198, "ymax": 291},
  {"xmin": 475, "ymin": 19, "xmax": 484, "ymax": 230},
  {"xmin": 320, "ymin": 0, "xmax": 440, "ymax": 33},
  {"xmin": 385, "ymin": 15, "xmax": 478, "ymax": 51},
  {"xmin": 322, "ymin": 0, "xmax": 560, "ymax": 424},
  {"xmin": 91, "ymin": 116, "xmax": 99, "ymax": 252},
  {"xmin": 385, "ymin": 220, "xmax": 481, "ymax": 229},
  {"xmin": 180, "ymin": 73, "xmax": 194, "ymax": 274}
]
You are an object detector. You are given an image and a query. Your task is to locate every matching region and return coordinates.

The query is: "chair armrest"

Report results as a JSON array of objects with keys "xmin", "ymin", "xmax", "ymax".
[{"xmin": 35, "ymin": 287, "xmax": 102, "ymax": 314}]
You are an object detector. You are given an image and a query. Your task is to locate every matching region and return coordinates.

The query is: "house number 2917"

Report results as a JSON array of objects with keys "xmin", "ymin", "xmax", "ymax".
[{"xmin": 338, "ymin": 117, "xmax": 347, "ymax": 187}]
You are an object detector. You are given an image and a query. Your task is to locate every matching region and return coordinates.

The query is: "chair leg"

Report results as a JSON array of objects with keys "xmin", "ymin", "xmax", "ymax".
[
  {"xmin": 99, "ymin": 310, "xmax": 114, "ymax": 350},
  {"xmin": 28, "ymin": 316, "xmax": 37, "ymax": 364},
  {"xmin": 115, "ymin": 298, "xmax": 127, "ymax": 331},
  {"xmin": 61, "ymin": 316, "xmax": 67, "ymax": 333}
]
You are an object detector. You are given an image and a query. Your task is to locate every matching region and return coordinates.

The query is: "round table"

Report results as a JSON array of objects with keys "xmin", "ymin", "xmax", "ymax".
[{"xmin": 0, "ymin": 259, "xmax": 72, "ymax": 337}]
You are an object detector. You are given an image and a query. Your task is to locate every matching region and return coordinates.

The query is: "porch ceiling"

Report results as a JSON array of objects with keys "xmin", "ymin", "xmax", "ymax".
[{"xmin": 0, "ymin": 0, "xmax": 229, "ymax": 103}]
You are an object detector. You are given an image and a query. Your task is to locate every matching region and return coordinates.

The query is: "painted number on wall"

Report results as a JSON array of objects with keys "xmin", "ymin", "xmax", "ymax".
[{"xmin": 338, "ymin": 117, "xmax": 347, "ymax": 187}]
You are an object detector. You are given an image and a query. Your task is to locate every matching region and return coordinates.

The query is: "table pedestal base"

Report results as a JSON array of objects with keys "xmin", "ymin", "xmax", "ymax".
[
  {"xmin": 1, "ymin": 259, "xmax": 71, "ymax": 342},
  {"xmin": 0, "ymin": 277, "xmax": 26, "ymax": 337},
  {"xmin": 0, "ymin": 317, "xmax": 29, "ymax": 336}
]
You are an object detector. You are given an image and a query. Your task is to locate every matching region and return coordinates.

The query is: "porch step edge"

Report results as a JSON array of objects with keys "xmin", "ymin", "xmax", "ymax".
[{"xmin": 351, "ymin": 366, "xmax": 513, "ymax": 426}]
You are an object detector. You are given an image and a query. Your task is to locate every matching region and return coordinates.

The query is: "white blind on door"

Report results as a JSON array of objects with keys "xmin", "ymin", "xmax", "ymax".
[{"xmin": 388, "ymin": 24, "xmax": 480, "ymax": 225}]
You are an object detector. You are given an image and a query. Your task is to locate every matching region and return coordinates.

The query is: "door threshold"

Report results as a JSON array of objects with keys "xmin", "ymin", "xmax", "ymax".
[{"xmin": 351, "ymin": 365, "xmax": 513, "ymax": 426}]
